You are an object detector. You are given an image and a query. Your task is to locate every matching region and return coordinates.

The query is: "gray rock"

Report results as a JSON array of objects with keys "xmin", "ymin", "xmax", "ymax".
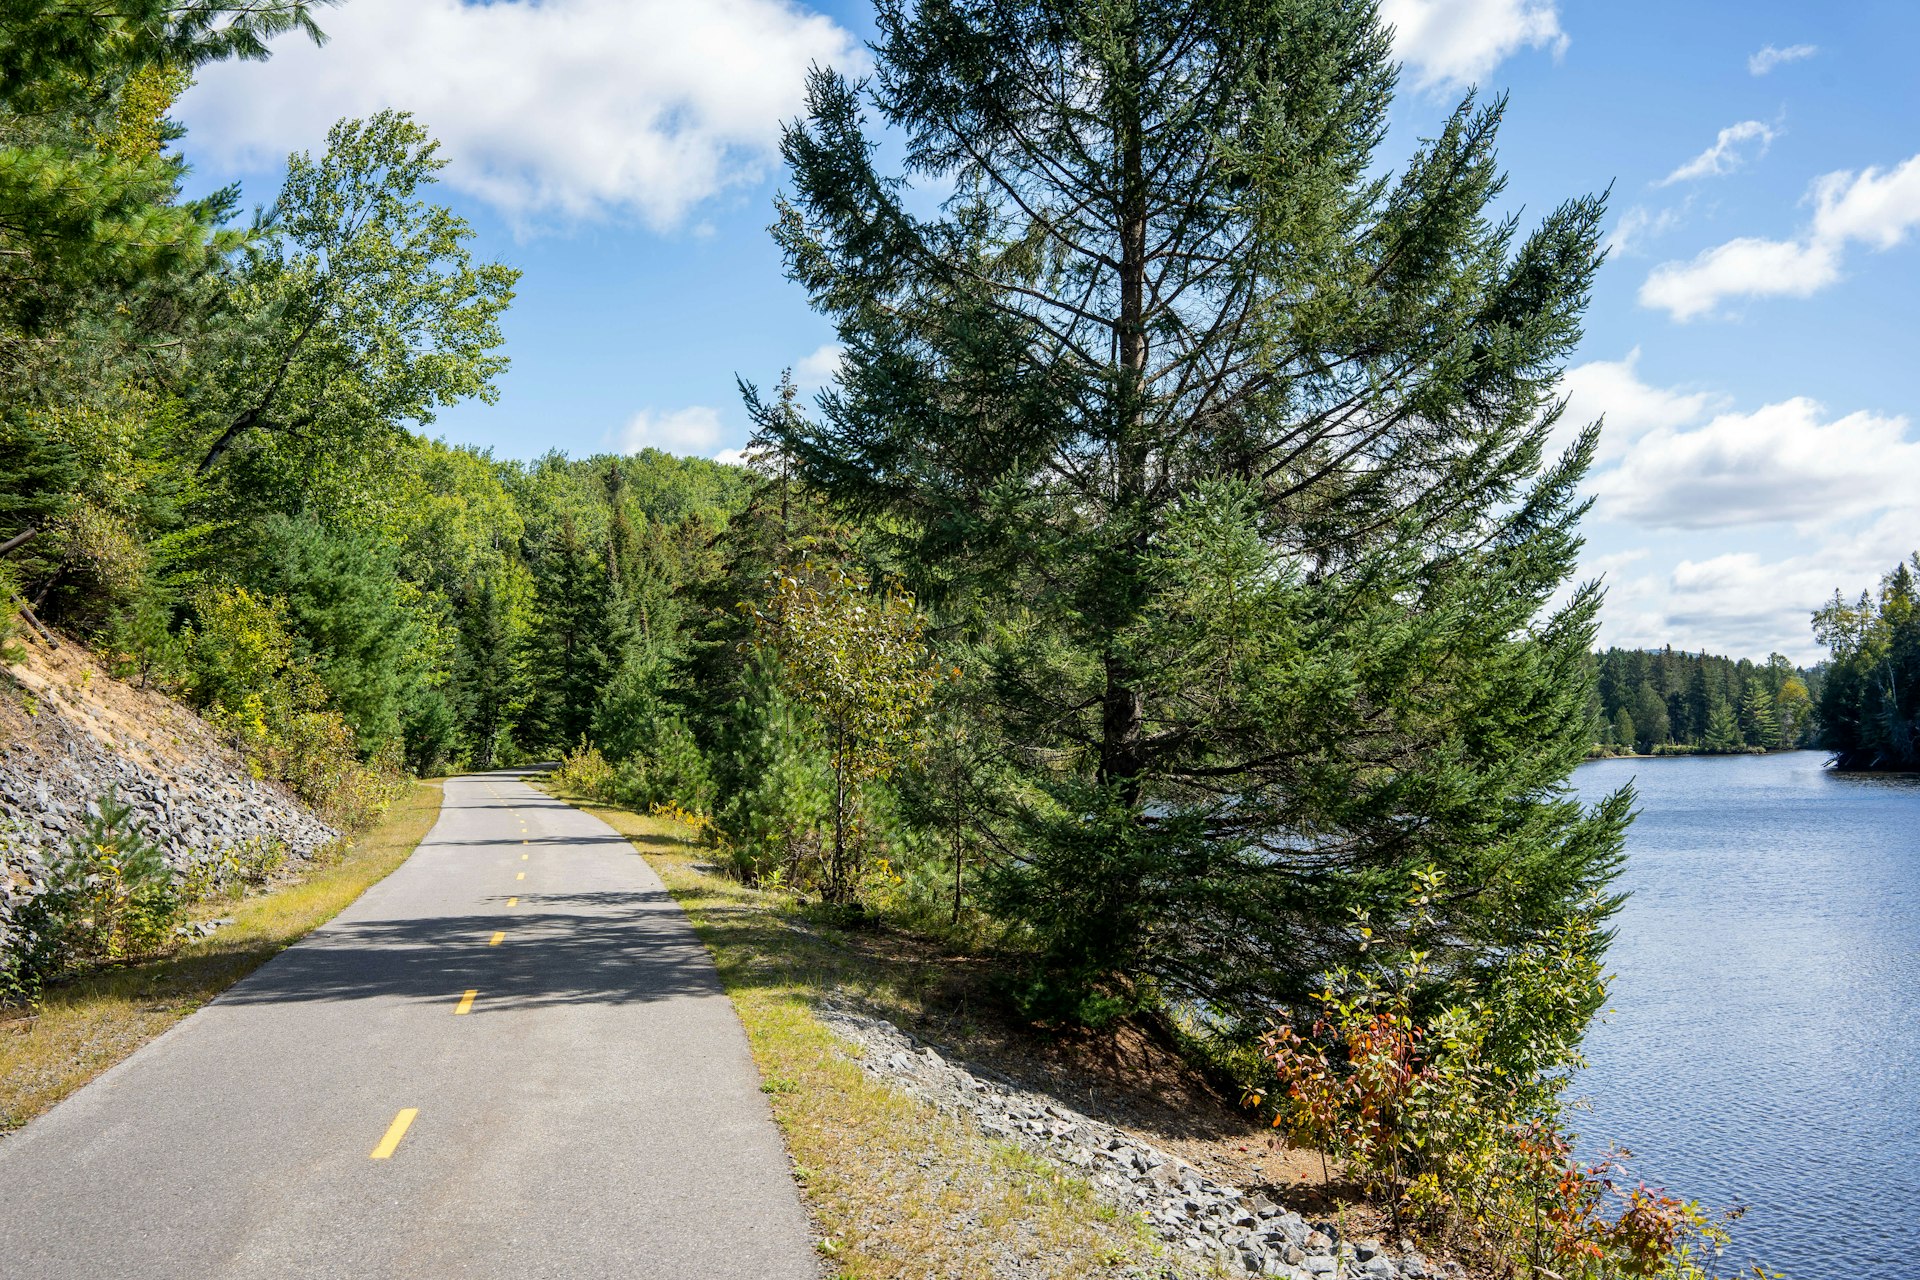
[{"xmin": 814, "ymin": 1004, "xmax": 1437, "ymax": 1280}]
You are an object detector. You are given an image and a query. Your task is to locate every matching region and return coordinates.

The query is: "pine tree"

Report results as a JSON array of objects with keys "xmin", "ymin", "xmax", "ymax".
[
  {"xmin": 1740, "ymin": 683, "xmax": 1780, "ymax": 750},
  {"xmin": 1612, "ymin": 707, "xmax": 1636, "ymax": 756},
  {"xmin": 1632, "ymin": 681, "xmax": 1670, "ymax": 753},
  {"xmin": 527, "ymin": 516, "xmax": 616, "ymax": 749},
  {"xmin": 765, "ymin": 0, "xmax": 1628, "ymax": 1019},
  {"xmin": 1702, "ymin": 699, "xmax": 1743, "ymax": 754}
]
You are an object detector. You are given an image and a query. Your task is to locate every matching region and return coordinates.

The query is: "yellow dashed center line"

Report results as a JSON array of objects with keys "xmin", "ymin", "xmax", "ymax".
[
  {"xmin": 507, "ymin": 896, "xmax": 518, "ymax": 907},
  {"xmin": 489, "ymin": 931, "xmax": 505, "ymax": 946},
  {"xmin": 516, "ymin": 871, "xmax": 525, "ymax": 881},
  {"xmin": 454, "ymin": 989, "xmax": 476, "ymax": 1015},
  {"xmin": 370, "ymin": 1108, "xmax": 418, "ymax": 1159},
  {"xmin": 521, "ymin": 853, "xmax": 528, "ymax": 860}
]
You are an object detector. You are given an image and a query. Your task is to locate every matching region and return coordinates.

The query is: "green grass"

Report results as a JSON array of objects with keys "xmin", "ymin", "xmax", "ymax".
[
  {"xmin": 560, "ymin": 794, "xmax": 1169, "ymax": 1280},
  {"xmin": 0, "ymin": 780, "xmax": 444, "ymax": 1131}
]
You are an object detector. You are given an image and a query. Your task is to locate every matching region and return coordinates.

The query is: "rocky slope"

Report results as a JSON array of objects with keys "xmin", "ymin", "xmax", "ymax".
[
  {"xmin": 820, "ymin": 1006, "xmax": 1451, "ymax": 1280},
  {"xmin": 0, "ymin": 633, "xmax": 337, "ymax": 872}
]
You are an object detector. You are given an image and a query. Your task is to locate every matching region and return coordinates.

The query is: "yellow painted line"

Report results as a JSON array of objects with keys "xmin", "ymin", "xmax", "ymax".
[
  {"xmin": 521, "ymin": 853, "xmax": 528, "ymax": 860},
  {"xmin": 370, "ymin": 1108, "xmax": 418, "ymax": 1159},
  {"xmin": 516, "ymin": 871, "xmax": 525, "ymax": 881},
  {"xmin": 489, "ymin": 930, "xmax": 505, "ymax": 946},
  {"xmin": 454, "ymin": 989, "xmax": 477, "ymax": 1015},
  {"xmin": 507, "ymin": 896, "xmax": 518, "ymax": 907}
]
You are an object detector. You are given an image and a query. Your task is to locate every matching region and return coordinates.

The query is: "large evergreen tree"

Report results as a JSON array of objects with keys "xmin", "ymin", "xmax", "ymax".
[{"xmin": 765, "ymin": 0, "xmax": 1628, "ymax": 1020}]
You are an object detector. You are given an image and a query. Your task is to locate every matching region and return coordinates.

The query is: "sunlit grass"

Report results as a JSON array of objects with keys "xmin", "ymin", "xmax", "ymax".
[
  {"xmin": 563, "ymin": 794, "xmax": 1163, "ymax": 1280},
  {"xmin": 0, "ymin": 780, "xmax": 443, "ymax": 1131}
]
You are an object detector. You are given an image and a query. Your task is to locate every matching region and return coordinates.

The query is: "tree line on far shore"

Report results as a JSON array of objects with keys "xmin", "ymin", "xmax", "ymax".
[{"xmin": 1586, "ymin": 646, "xmax": 1818, "ymax": 756}]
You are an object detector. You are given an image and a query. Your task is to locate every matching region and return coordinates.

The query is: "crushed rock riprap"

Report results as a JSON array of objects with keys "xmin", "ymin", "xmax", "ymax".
[
  {"xmin": 0, "ymin": 695, "xmax": 338, "ymax": 875},
  {"xmin": 817, "ymin": 1006, "xmax": 1453, "ymax": 1280}
]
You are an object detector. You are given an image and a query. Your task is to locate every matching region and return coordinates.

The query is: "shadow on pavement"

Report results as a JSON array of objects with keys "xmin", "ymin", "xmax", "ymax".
[{"xmin": 217, "ymin": 891, "xmax": 719, "ymax": 1011}]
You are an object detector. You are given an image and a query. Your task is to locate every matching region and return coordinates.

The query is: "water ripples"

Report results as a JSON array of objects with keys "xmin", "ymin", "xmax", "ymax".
[{"xmin": 1572, "ymin": 753, "xmax": 1920, "ymax": 1279}]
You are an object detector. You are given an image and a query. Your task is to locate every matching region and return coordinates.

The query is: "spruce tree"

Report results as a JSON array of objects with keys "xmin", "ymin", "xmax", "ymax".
[
  {"xmin": 1702, "ymin": 699, "xmax": 1743, "ymax": 754},
  {"xmin": 1740, "ymin": 683, "xmax": 1780, "ymax": 750},
  {"xmin": 527, "ymin": 516, "xmax": 616, "ymax": 749},
  {"xmin": 766, "ymin": 0, "xmax": 1629, "ymax": 1021}
]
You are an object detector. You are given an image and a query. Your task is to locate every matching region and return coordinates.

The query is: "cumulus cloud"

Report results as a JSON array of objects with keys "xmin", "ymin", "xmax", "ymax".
[
  {"xmin": 1749, "ymin": 43, "xmax": 1817, "ymax": 76},
  {"xmin": 1555, "ymin": 348, "xmax": 1720, "ymax": 463},
  {"xmin": 1592, "ymin": 397, "xmax": 1920, "ymax": 531},
  {"xmin": 1599, "ymin": 539, "xmax": 1909, "ymax": 663},
  {"xmin": 619, "ymin": 406, "xmax": 726, "ymax": 455},
  {"xmin": 1640, "ymin": 151, "xmax": 1920, "ymax": 320},
  {"xmin": 177, "ymin": 0, "xmax": 864, "ymax": 229},
  {"xmin": 793, "ymin": 342, "xmax": 845, "ymax": 391},
  {"xmin": 1658, "ymin": 120, "xmax": 1774, "ymax": 186},
  {"xmin": 1639, "ymin": 236, "xmax": 1840, "ymax": 321},
  {"xmin": 1570, "ymin": 362, "xmax": 1920, "ymax": 658},
  {"xmin": 1378, "ymin": 0, "xmax": 1567, "ymax": 90},
  {"xmin": 1807, "ymin": 154, "xmax": 1920, "ymax": 248}
]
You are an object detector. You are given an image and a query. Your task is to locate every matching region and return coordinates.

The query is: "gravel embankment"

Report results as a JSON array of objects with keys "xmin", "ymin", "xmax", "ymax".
[
  {"xmin": 0, "ymin": 696, "xmax": 337, "ymax": 872},
  {"xmin": 820, "ymin": 1006, "xmax": 1453, "ymax": 1280}
]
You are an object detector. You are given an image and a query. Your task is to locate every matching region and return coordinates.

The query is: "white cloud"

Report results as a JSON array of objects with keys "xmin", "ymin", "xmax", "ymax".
[
  {"xmin": 619, "ymin": 405, "xmax": 726, "ymax": 455},
  {"xmin": 1592, "ymin": 397, "xmax": 1920, "ymax": 530},
  {"xmin": 177, "ymin": 0, "xmax": 864, "ymax": 230},
  {"xmin": 793, "ymin": 342, "xmax": 845, "ymax": 391},
  {"xmin": 1600, "ymin": 540, "xmax": 1908, "ymax": 664},
  {"xmin": 1808, "ymin": 154, "xmax": 1920, "ymax": 248},
  {"xmin": 1571, "ymin": 365, "xmax": 1920, "ymax": 659},
  {"xmin": 711, "ymin": 448, "xmax": 751, "ymax": 467},
  {"xmin": 1640, "ymin": 151, "xmax": 1920, "ymax": 320},
  {"xmin": 1658, "ymin": 120, "xmax": 1774, "ymax": 186},
  {"xmin": 1378, "ymin": 0, "xmax": 1567, "ymax": 90},
  {"xmin": 1749, "ymin": 43, "xmax": 1817, "ymax": 76},
  {"xmin": 1606, "ymin": 204, "xmax": 1684, "ymax": 256},
  {"xmin": 1639, "ymin": 236, "xmax": 1840, "ymax": 321},
  {"xmin": 1556, "ymin": 348, "xmax": 1720, "ymax": 463}
]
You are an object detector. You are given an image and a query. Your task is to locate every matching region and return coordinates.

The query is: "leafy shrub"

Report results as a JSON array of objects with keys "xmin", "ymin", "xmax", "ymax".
[
  {"xmin": 551, "ymin": 734, "xmax": 713, "ymax": 816},
  {"xmin": 185, "ymin": 586, "xmax": 404, "ymax": 829},
  {"xmin": 0, "ymin": 821, "xmax": 49, "ymax": 1006},
  {"xmin": 1260, "ymin": 871, "xmax": 1753, "ymax": 1278},
  {"xmin": 550, "ymin": 740, "xmax": 615, "ymax": 798},
  {"xmin": 179, "ymin": 836, "xmax": 289, "ymax": 902}
]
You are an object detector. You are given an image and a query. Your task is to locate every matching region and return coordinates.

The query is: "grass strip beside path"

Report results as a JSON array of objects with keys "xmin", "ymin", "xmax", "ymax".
[
  {"xmin": 0, "ymin": 780, "xmax": 444, "ymax": 1132},
  {"xmin": 566, "ymin": 795, "xmax": 1167, "ymax": 1280}
]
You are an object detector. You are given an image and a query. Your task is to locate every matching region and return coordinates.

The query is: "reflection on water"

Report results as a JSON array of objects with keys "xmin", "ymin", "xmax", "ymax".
[{"xmin": 1571, "ymin": 752, "xmax": 1920, "ymax": 1280}]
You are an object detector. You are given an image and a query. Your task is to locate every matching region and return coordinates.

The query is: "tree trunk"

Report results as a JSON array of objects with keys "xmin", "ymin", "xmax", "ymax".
[
  {"xmin": 1100, "ymin": 35, "xmax": 1150, "ymax": 806},
  {"xmin": 832, "ymin": 727, "xmax": 848, "ymax": 903}
]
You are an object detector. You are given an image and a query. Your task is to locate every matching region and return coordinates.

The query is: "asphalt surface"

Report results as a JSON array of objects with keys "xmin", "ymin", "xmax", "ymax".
[{"xmin": 0, "ymin": 771, "xmax": 819, "ymax": 1279}]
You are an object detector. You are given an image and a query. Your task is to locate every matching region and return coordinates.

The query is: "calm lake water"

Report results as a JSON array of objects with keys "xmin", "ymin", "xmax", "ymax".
[{"xmin": 1571, "ymin": 752, "xmax": 1920, "ymax": 1279}]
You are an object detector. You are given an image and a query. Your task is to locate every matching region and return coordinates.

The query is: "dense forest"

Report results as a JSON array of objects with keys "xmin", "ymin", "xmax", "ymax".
[
  {"xmin": 1586, "ymin": 647, "xmax": 1819, "ymax": 755},
  {"xmin": 4, "ymin": 2, "xmax": 1906, "ymax": 1272},
  {"xmin": 1814, "ymin": 555, "xmax": 1920, "ymax": 771}
]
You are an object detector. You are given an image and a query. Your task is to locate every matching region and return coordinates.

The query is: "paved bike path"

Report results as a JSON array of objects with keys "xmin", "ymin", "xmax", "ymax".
[{"xmin": 0, "ymin": 771, "xmax": 817, "ymax": 1279}]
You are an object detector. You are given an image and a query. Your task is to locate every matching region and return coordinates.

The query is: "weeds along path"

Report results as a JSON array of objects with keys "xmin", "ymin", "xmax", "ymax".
[{"xmin": 0, "ymin": 771, "xmax": 816, "ymax": 1280}]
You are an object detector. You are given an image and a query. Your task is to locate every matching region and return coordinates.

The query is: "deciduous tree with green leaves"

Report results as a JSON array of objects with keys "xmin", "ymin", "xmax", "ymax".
[
  {"xmin": 192, "ymin": 111, "xmax": 517, "ymax": 488},
  {"xmin": 763, "ymin": 0, "xmax": 1629, "ymax": 1022},
  {"xmin": 751, "ymin": 562, "xmax": 945, "ymax": 904}
]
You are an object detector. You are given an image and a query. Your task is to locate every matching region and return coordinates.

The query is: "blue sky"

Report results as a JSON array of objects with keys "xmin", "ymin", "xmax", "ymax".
[{"xmin": 175, "ymin": 0, "xmax": 1920, "ymax": 663}]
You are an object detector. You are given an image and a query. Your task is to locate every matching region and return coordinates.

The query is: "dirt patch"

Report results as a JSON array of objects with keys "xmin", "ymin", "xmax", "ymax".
[{"xmin": 3, "ymin": 632, "xmax": 222, "ymax": 774}]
